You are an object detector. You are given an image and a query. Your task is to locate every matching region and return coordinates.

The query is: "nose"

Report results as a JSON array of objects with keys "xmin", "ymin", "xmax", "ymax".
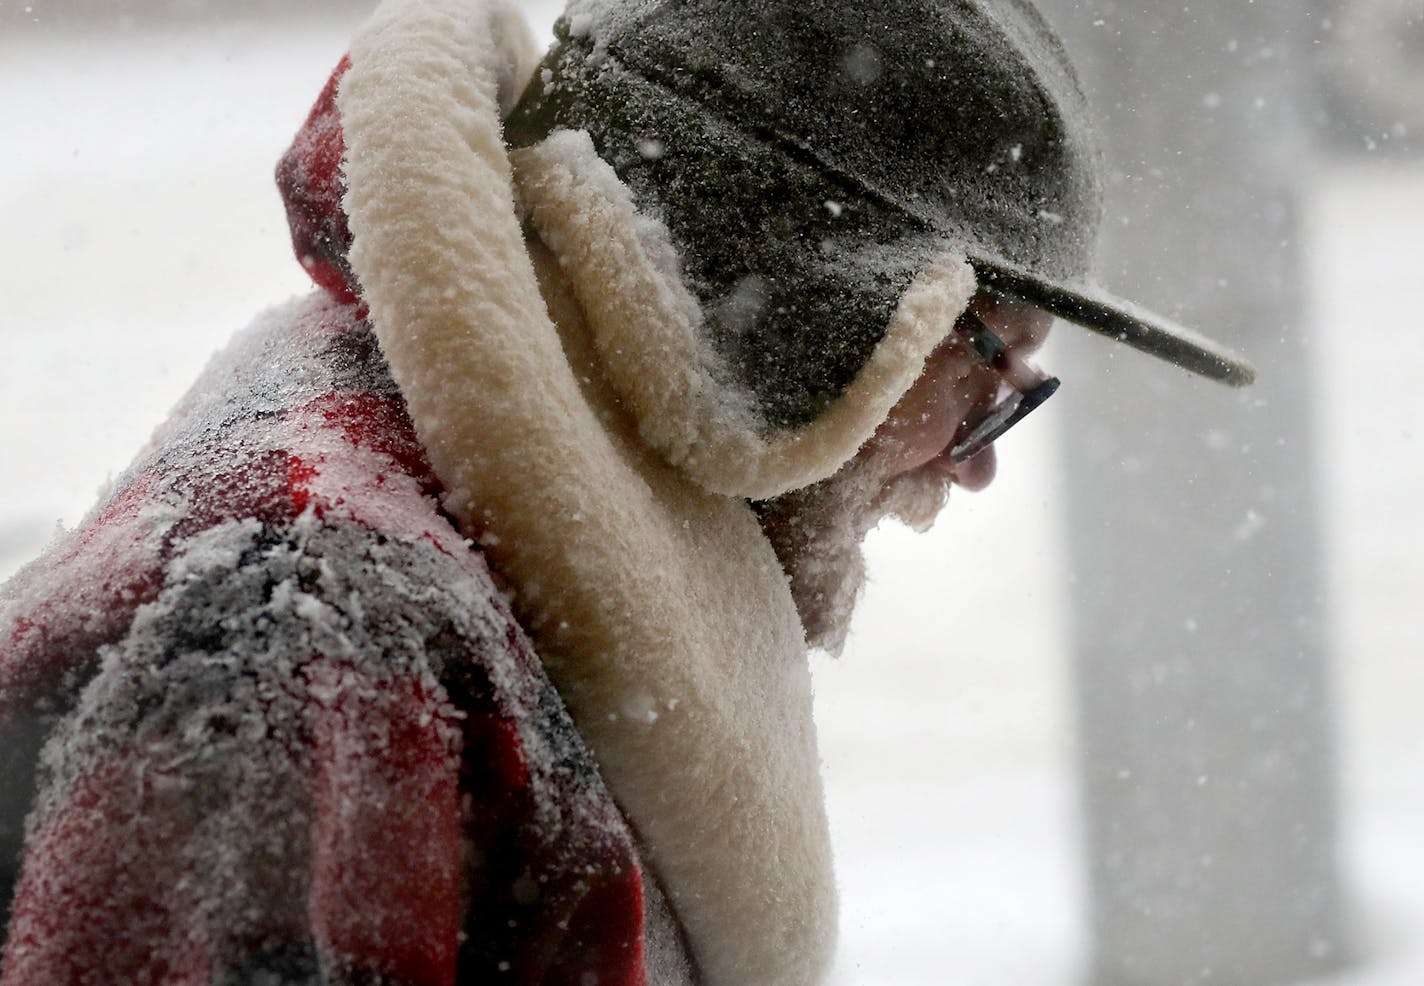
[
  {"xmin": 968, "ymin": 292, "xmax": 1054, "ymax": 356},
  {"xmin": 862, "ymin": 291, "xmax": 1056, "ymax": 483},
  {"xmin": 945, "ymin": 308, "xmax": 1060, "ymax": 463},
  {"xmin": 948, "ymin": 375, "xmax": 1060, "ymax": 463}
]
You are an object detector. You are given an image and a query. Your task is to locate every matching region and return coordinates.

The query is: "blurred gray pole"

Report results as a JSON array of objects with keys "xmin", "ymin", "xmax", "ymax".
[{"xmin": 1033, "ymin": 3, "xmax": 1347, "ymax": 984}]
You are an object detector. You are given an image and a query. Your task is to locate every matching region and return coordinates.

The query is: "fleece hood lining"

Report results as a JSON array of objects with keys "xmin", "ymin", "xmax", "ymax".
[
  {"xmin": 338, "ymin": 0, "xmax": 981, "ymax": 981},
  {"xmin": 337, "ymin": 2, "xmax": 845, "ymax": 985}
]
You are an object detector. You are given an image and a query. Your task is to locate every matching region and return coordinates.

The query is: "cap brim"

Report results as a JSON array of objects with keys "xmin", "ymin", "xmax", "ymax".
[{"xmin": 970, "ymin": 258, "xmax": 1257, "ymax": 387}]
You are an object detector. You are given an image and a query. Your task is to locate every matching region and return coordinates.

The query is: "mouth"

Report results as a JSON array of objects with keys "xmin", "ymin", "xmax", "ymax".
[
  {"xmin": 937, "ymin": 442, "xmax": 998, "ymax": 491},
  {"xmin": 931, "ymin": 370, "xmax": 1060, "ymax": 492},
  {"xmin": 923, "ymin": 309, "xmax": 1059, "ymax": 489},
  {"xmin": 949, "ymin": 375, "xmax": 1061, "ymax": 464}
]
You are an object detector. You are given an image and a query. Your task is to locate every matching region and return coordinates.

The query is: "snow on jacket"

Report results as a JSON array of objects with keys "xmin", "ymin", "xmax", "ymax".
[
  {"xmin": 1, "ymin": 0, "xmax": 986, "ymax": 983},
  {"xmin": 0, "ymin": 295, "xmax": 675, "ymax": 985}
]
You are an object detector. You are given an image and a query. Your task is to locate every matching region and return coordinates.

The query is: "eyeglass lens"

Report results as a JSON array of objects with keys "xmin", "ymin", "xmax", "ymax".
[{"xmin": 948, "ymin": 312, "xmax": 1060, "ymax": 463}]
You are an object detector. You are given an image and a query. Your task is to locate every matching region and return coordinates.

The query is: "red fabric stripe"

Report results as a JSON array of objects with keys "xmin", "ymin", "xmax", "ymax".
[
  {"xmin": 545, "ymin": 863, "xmax": 650, "ymax": 986},
  {"xmin": 0, "ymin": 757, "xmax": 216, "ymax": 986},
  {"xmin": 276, "ymin": 56, "xmax": 358, "ymax": 305},
  {"xmin": 0, "ymin": 475, "xmax": 165, "ymax": 720},
  {"xmin": 309, "ymin": 669, "xmax": 463, "ymax": 986}
]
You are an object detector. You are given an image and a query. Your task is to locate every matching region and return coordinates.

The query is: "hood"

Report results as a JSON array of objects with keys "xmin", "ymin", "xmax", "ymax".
[
  {"xmin": 272, "ymin": 3, "xmax": 868, "ymax": 985},
  {"xmin": 276, "ymin": 54, "xmax": 359, "ymax": 308},
  {"xmin": 276, "ymin": 11, "xmax": 973, "ymax": 504}
]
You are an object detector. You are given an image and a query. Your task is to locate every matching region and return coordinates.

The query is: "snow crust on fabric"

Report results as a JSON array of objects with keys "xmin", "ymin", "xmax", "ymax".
[
  {"xmin": 20, "ymin": 515, "xmax": 465, "ymax": 982},
  {"xmin": 0, "ymin": 295, "xmax": 652, "ymax": 984},
  {"xmin": 554, "ymin": 0, "xmax": 1101, "ymax": 290},
  {"xmin": 337, "ymin": 1, "xmax": 837, "ymax": 982},
  {"xmin": 561, "ymin": 0, "xmax": 660, "ymax": 49}
]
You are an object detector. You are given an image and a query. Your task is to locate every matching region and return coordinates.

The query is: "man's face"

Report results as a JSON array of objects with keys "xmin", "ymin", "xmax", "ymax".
[
  {"xmin": 860, "ymin": 291, "xmax": 1055, "ymax": 493},
  {"xmin": 756, "ymin": 290, "xmax": 1055, "ymax": 653}
]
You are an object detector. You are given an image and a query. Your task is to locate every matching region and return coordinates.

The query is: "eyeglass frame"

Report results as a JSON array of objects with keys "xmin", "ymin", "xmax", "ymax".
[{"xmin": 947, "ymin": 308, "xmax": 1061, "ymax": 464}]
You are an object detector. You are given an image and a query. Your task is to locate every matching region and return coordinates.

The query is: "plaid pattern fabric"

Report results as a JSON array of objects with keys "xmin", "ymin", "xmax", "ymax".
[
  {"xmin": 277, "ymin": 56, "xmax": 359, "ymax": 308},
  {"xmin": 0, "ymin": 60, "xmax": 660, "ymax": 986}
]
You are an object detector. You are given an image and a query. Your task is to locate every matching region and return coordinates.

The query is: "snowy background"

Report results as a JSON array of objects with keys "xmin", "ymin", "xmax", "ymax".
[{"xmin": 1, "ymin": 4, "xmax": 1421, "ymax": 985}]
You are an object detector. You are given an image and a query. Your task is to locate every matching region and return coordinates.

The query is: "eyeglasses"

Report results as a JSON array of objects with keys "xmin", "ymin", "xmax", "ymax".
[{"xmin": 948, "ymin": 311, "xmax": 1061, "ymax": 463}]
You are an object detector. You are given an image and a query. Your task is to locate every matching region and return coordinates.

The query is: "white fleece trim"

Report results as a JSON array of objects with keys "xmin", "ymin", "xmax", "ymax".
[
  {"xmin": 484, "ymin": 0, "xmax": 542, "ymax": 115},
  {"xmin": 338, "ymin": 2, "xmax": 836, "ymax": 985},
  {"xmin": 512, "ymin": 131, "xmax": 977, "ymax": 500}
]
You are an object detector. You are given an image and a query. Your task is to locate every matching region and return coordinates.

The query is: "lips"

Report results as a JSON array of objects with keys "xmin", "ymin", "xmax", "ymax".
[
  {"xmin": 929, "ymin": 350, "xmax": 1057, "ymax": 491},
  {"xmin": 936, "ymin": 442, "xmax": 998, "ymax": 490}
]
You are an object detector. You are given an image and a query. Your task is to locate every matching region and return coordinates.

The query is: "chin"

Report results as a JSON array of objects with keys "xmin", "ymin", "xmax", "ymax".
[{"xmin": 756, "ymin": 456, "xmax": 954, "ymax": 656}]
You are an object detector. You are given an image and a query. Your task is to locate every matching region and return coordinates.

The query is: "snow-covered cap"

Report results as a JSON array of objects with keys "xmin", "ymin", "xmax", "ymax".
[{"xmin": 507, "ymin": 0, "xmax": 1255, "ymax": 434}]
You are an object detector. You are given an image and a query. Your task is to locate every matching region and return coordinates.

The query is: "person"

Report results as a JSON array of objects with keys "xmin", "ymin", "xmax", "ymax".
[{"xmin": 0, "ymin": 0, "xmax": 1253, "ymax": 984}]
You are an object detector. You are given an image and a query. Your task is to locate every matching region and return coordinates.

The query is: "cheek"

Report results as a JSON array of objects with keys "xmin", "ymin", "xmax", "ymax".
[{"xmin": 870, "ymin": 348, "xmax": 997, "ymax": 473}]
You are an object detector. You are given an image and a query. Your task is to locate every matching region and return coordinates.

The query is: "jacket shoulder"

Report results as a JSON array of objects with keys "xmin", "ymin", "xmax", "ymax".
[{"xmin": 0, "ymin": 297, "xmax": 665, "ymax": 984}]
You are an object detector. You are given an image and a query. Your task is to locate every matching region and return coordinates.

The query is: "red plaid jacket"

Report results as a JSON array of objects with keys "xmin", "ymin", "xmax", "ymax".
[{"xmin": 0, "ymin": 60, "xmax": 674, "ymax": 986}]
